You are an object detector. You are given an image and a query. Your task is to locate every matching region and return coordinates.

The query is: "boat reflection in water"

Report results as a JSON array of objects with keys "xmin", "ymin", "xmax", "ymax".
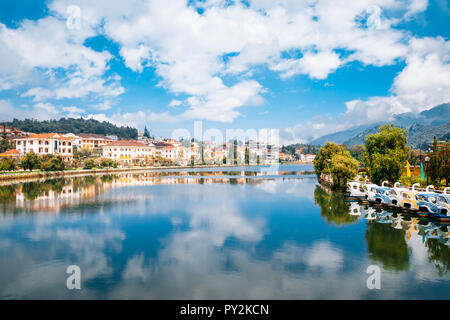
[{"xmin": 0, "ymin": 167, "xmax": 448, "ymax": 299}]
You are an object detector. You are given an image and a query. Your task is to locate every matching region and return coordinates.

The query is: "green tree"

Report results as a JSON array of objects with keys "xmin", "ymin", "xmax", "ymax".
[
  {"xmin": 190, "ymin": 155, "xmax": 195, "ymax": 167},
  {"xmin": 314, "ymin": 142, "xmax": 358, "ymax": 188},
  {"xmin": 426, "ymin": 142, "xmax": 450, "ymax": 186},
  {"xmin": 0, "ymin": 157, "xmax": 17, "ymax": 171},
  {"xmin": 363, "ymin": 124, "xmax": 408, "ymax": 185},
  {"xmin": 143, "ymin": 126, "xmax": 150, "ymax": 138},
  {"xmin": 84, "ymin": 159, "xmax": 96, "ymax": 169},
  {"xmin": 245, "ymin": 146, "xmax": 250, "ymax": 165},
  {"xmin": 432, "ymin": 136, "xmax": 438, "ymax": 152},
  {"xmin": 21, "ymin": 151, "xmax": 40, "ymax": 171},
  {"xmin": 233, "ymin": 140, "xmax": 238, "ymax": 165},
  {"xmin": 40, "ymin": 156, "xmax": 65, "ymax": 171},
  {"xmin": 223, "ymin": 156, "xmax": 227, "ymax": 165},
  {"xmin": 330, "ymin": 154, "xmax": 359, "ymax": 187},
  {"xmin": 349, "ymin": 144, "xmax": 366, "ymax": 162},
  {"xmin": 100, "ymin": 158, "xmax": 116, "ymax": 168}
]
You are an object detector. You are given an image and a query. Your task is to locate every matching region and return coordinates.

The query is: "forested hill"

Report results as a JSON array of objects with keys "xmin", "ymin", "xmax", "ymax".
[{"xmin": 5, "ymin": 118, "xmax": 138, "ymax": 140}]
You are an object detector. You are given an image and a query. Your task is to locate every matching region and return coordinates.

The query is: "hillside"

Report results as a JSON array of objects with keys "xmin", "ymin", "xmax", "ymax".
[
  {"xmin": 5, "ymin": 118, "xmax": 138, "ymax": 140},
  {"xmin": 310, "ymin": 102, "xmax": 450, "ymax": 147}
]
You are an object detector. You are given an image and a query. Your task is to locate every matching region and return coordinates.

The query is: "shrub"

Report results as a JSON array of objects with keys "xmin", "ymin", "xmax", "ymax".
[{"xmin": 0, "ymin": 157, "xmax": 17, "ymax": 171}]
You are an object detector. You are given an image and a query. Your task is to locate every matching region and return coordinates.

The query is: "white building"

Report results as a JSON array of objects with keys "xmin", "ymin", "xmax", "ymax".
[
  {"xmin": 14, "ymin": 133, "xmax": 75, "ymax": 161},
  {"xmin": 103, "ymin": 140, "xmax": 155, "ymax": 165}
]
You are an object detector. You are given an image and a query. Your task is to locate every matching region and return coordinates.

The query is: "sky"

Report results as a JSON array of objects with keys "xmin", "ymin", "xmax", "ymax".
[{"xmin": 0, "ymin": 0, "xmax": 449, "ymax": 143}]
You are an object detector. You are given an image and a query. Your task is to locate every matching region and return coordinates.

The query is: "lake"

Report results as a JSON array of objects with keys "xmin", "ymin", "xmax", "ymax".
[{"xmin": 0, "ymin": 164, "xmax": 448, "ymax": 299}]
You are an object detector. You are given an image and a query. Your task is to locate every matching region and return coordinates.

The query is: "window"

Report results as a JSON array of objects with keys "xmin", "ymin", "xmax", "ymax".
[
  {"xmin": 17, "ymin": 141, "xmax": 21, "ymax": 145},
  {"xmin": 45, "ymin": 148, "xmax": 48, "ymax": 152},
  {"xmin": 39, "ymin": 140, "xmax": 42, "ymax": 145},
  {"xmin": 45, "ymin": 141, "xmax": 49, "ymax": 145}
]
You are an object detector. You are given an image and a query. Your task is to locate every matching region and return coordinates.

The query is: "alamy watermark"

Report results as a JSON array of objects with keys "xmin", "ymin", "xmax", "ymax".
[
  {"xmin": 66, "ymin": 265, "xmax": 81, "ymax": 290},
  {"xmin": 366, "ymin": 265, "xmax": 381, "ymax": 290}
]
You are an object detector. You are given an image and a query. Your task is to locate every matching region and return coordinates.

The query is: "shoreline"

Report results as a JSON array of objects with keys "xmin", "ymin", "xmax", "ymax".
[{"xmin": 0, "ymin": 162, "xmax": 314, "ymax": 183}]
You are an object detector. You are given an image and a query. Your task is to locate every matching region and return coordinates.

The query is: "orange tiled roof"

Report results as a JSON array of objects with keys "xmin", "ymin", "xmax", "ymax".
[
  {"xmin": 77, "ymin": 133, "xmax": 112, "ymax": 139},
  {"xmin": 17, "ymin": 133, "xmax": 74, "ymax": 140},
  {"xmin": 104, "ymin": 140, "xmax": 149, "ymax": 147},
  {"xmin": 0, "ymin": 149, "xmax": 21, "ymax": 155}
]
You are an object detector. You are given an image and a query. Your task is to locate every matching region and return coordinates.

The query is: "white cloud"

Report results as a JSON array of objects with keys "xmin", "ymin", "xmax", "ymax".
[
  {"xmin": 281, "ymin": 36, "xmax": 450, "ymax": 144},
  {"xmin": 0, "ymin": 99, "xmax": 85, "ymax": 121},
  {"xmin": 168, "ymin": 99, "xmax": 183, "ymax": 107},
  {"xmin": 0, "ymin": 0, "xmax": 441, "ymax": 128},
  {"xmin": 0, "ymin": 14, "xmax": 123, "ymax": 102},
  {"xmin": 43, "ymin": 0, "xmax": 426, "ymax": 124},
  {"xmin": 272, "ymin": 51, "xmax": 342, "ymax": 79}
]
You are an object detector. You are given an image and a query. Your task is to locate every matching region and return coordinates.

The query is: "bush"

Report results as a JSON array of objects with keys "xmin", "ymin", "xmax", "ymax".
[
  {"xmin": 84, "ymin": 159, "xmax": 96, "ymax": 169},
  {"xmin": 0, "ymin": 158, "xmax": 17, "ymax": 171},
  {"xmin": 40, "ymin": 156, "xmax": 65, "ymax": 171},
  {"xmin": 21, "ymin": 151, "xmax": 40, "ymax": 171},
  {"xmin": 100, "ymin": 158, "xmax": 117, "ymax": 168}
]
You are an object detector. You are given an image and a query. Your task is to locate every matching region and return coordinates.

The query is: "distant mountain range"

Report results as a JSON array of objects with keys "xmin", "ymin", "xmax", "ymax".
[{"xmin": 310, "ymin": 102, "xmax": 450, "ymax": 148}]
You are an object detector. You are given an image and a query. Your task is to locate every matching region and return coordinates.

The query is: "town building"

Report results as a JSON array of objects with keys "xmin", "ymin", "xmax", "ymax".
[
  {"xmin": 103, "ymin": 140, "xmax": 155, "ymax": 165},
  {"xmin": 0, "ymin": 149, "xmax": 21, "ymax": 160},
  {"xmin": 0, "ymin": 125, "xmax": 24, "ymax": 136},
  {"xmin": 14, "ymin": 133, "xmax": 75, "ymax": 160},
  {"xmin": 78, "ymin": 133, "xmax": 114, "ymax": 151}
]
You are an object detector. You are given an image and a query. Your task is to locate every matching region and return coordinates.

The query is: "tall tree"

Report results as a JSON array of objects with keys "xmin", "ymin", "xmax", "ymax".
[
  {"xmin": 143, "ymin": 126, "xmax": 150, "ymax": 138},
  {"xmin": 363, "ymin": 124, "xmax": 408, "ymax": 185}
]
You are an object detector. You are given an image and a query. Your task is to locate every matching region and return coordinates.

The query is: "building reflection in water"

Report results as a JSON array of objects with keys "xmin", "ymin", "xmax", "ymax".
[{"xmin": 0, "ymin": 172, "xmax": 448, "ymax": 299}]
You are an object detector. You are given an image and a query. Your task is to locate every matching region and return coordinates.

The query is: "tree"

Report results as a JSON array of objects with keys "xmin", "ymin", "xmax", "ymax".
[
  {"xmin": 40, "ymin": 156, "xmax": 65, "ymax": 171},
  {"xmin": 245, "ymin": 146, "xmax": 250, "ymax": 165},
  {"xmin": 330, "ymin": 154, "xmax": 359, "ymax": 187},
  {"xmin": 0, "ymin": 157, "xmax": 17, "ymax": 171},
  {"xmin": 314, "ymin": 142, "xmax": 346, "ymax": 178},
  {"xmin": 363, "ymin": 124, "xmax": 408, "ymax": 185},
  {"xmin": 100, "ymin": 158, "xmax": 117, "ymax": 168},
  {"xmin": 190, "ymin": 155, "xmax": 195, "ymax": 167},
  {"xmin": 233, "ymin": 140, "xmax": 238, "ymax": 165},
  {"xmin": 83, "ymin": 159, "xmax": 96, "ymax": 169},
  {"xmin": 143, "ymin": 126, "xmax": 150, "ymax": 138},
  {"xmin": 349, "ymin": 144, "xmax": 366, "ymax": 162},
  {"xmin": 314, "ymin": 142, "xmax": 358, "ymax": 188},
  {"xmin": 426, "ymin": 142, "xmax": 450, "ymax": 186},
  {"xmin": 21, "ymin": 151, "xmax": 40, "ymax": 171},
  {"xmin": 432, "ymin": 136, "xmax": 438, "ymax": 152},
  {"xmin": 223, "ymin": 156, "xmax": 227, "ymax": 165}
]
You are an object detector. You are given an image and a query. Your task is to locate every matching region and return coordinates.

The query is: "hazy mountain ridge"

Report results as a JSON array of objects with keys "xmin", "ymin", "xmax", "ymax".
[{"xmin": 310, "ymin": 102, "xmax": 450, "ymax": 147}]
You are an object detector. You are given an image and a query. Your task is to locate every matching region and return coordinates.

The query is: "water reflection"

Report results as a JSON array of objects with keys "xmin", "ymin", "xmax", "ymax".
[{"xmin": 0, "ymin": 167, "xmax": 448, "ymax": 299}]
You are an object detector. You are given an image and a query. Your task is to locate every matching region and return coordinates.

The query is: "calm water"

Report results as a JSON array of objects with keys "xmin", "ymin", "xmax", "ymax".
[{"xmin": 0, "ymin": 164, "xmax": 448, "ymax": 299}]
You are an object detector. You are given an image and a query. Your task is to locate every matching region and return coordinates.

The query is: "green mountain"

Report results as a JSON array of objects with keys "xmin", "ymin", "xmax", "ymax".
[
  {"xmin": 4, "ymin": 117, "xmax": 138, "ymax": 140},
  {"xmin": 310, "ymin": 102, "xmax": 450, "ymax": 148}
]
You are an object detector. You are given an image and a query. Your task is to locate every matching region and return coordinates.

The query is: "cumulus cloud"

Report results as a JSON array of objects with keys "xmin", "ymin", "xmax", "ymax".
[
  {"xmin": 0, "ymin": 0, "xmax": 440, "ymax": 129},
  {"xmin": 0, "ymin": 15, "xmax": 123, "ymax": 102},
  {"xmin": 281, "ymin": 36, "xmax": 450, "ymax": 144},
  {"xmin": 44, "ymin": 0, "xmax": 428, "ymax": 123},
  {"xmin": 0, "ymin": 99, "xmax": 84, "ymax": 121}
]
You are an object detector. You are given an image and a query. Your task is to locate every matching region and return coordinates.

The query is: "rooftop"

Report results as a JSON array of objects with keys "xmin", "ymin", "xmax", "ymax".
[{"xmin": 104, "ymin": 140, "xmax": 150, "ymax": 147}]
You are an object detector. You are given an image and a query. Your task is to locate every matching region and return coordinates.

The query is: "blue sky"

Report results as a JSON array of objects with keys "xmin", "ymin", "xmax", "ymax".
[{"xmin": 0, "ymin": 0, "xmax": 449, "ymax": 143}]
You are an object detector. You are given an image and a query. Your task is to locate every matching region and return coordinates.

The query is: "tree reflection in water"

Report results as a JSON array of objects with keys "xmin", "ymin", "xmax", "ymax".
[
  {"xmin": 425, "ymin": 234, "xmax": 450, "ymax": 276},
  {"xmin": 314, "ymin": 185, "xmax": 359, "ymax": 226},
  {"xmin": 365, "ymin": 222, "xmax": 410, "ymax": 271}
]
